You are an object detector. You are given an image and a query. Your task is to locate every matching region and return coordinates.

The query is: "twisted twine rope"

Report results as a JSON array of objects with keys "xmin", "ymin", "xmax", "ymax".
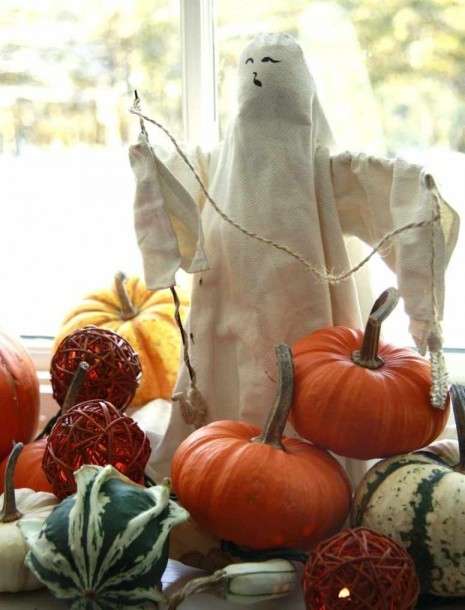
[
  {"xmin": 130, "ymin": 99, "xmax": 447, "ymax": 407},
  {"xmin": 130, "ymin": 106, "xmax": 440, "ymax": 284}
]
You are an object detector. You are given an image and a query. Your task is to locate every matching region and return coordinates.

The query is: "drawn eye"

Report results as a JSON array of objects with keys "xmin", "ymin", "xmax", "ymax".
[
  {"xmin": 261, "ymin": 56, "xmax": 281, "ymax": 63},
  {"xmin": 245, "ymin": 57, "xmax": 254, "ymax": 64}
]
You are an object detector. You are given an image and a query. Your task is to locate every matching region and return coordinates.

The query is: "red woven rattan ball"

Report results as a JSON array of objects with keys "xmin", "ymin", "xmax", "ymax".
[
  {"xmin": 51, "ymin": 326, "xmax": 141, "ymax": 410},
  {"xmin": 303, "ymin": 527, "xmax": 419, "ymax": 610},
  {"xmin": 42, "ymin": 399, "xmax": 151, "ymax": 499}
]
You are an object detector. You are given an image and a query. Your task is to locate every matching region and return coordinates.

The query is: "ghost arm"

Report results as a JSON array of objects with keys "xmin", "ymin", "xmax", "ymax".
[
  {"xmin": 129, "ymin": 134, "xmax": 209, "ymax": 290},
  {"xmin": 331, "ymin": 151, "xmax": 460, "ymax": 353}
]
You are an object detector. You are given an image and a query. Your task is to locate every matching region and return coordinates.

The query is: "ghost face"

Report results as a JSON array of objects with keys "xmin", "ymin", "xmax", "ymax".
[
  {"xmin": 244, "ymin": 55, "xmax": 281, "ymax": 88},
  {"xmin": 237, "ymin": 34, "xmax": 313, "ymax": 122}
]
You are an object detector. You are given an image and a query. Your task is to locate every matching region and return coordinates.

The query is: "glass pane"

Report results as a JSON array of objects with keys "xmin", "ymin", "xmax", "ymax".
[
  {"xmin": 0, "ymin": 0, "xmax": 182, "ymax": 336},
  {"xmin": 216, "ymin": 0, "xmax": 465, "ymax": 348}
]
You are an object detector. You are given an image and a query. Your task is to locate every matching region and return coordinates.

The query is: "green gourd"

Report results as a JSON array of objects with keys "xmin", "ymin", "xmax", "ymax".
[
  {"xmin": 353, "ymin": 385, "xmax": 465, "ymax": 596},
  {"xmin": 21, "ymin": 464, "xmax": 188, "ymax": 609}
]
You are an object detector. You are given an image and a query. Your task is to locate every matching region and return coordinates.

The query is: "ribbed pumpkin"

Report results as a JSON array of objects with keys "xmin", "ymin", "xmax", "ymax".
[
  {"xmin": 291, "ymin": 288, "xmax": 449, "ymax": 459},
  {"xmin": 352, "ymin": 384, "xmax": 465, "ymax": 596},
  {"xmin": 53, "ymin": 273, "xmax": 188, "ymax": 407},
  {"xmin": 0, "ymin": 439, "xmax": 52, "ymax": 494},
  {"xmin": 0, "ymin": 330, "xmax": 40, "ymax": 460},
  {"xmin": 172, "ymin": 345, "xmax": 352, "ymax": 551},
  {"xmin": 22, "ymin": 464, "xmax": 188, "ymax": 608}
]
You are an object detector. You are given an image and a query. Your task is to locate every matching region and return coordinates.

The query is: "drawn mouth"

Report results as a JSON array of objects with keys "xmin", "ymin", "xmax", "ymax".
[{"xmin": 252, "ymin": 72, "xmax": 262, "ymax": 87}]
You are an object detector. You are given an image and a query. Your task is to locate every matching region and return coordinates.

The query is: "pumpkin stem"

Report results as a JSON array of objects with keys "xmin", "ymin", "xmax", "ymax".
[
  {"xmin": 1, "ymin": 442, "xmax": 23, "ymax": 523},
  {"xmin": 450, "ymin": 385, "xmax": 465, "ymax": 474},
  {"xmin": 115, "ymin": 272, "xmax": 138, "ymax": 320},
  {"xmin": 35, "ymin": 361, "xmax": 89, "ymax": 440},
  {"xmin": 62, "ymin": 361, "xmax": 90, "ymax": 414},
  {"xmin": 351, "ymin": 287, "xmax": 399, "ymax": 370},
  {"xmin": 252, "ymin": 344, "xmax": 294, "ymax": 450},
  {"xmin": 167, "ymin": 570, "xmax": 226, "ymax": 609}
]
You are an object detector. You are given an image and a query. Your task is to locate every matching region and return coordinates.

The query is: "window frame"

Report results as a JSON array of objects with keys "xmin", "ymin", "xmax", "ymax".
[{"xmin": 181, "ymin": 0, "xmax": 218, "ymax": 148}]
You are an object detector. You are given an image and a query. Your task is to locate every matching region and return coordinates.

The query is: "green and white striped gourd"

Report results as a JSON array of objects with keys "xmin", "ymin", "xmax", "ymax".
[
  {"xmin": 20, "ymin": 464, "xmax": 188, "ymax": 609},
  {"xmin": 353, "ymin": 384, "xmax": 465, "ymax": 596}
]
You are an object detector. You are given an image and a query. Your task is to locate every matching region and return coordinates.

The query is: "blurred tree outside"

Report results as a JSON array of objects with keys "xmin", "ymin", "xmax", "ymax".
[
  {"xmin": 1, "ymin": 0, "xmax": 463, "ymax": 154},
  {"xmin": 0, "ymin": 0, "xmax": 182, "ymax": 154},
  {"xmin": 216, "ymin": 0, "xmax": 465, "ymax": 155}
]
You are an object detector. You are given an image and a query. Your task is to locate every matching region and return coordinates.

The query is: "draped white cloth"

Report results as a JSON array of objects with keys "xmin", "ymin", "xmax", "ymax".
[{"xmin": 129, "ymin": 33, "xmax": 459, "ymax": 486}]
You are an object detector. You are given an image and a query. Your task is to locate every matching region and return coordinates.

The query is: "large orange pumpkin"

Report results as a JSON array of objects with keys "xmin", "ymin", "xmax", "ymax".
[
  {"xmin": 0, "ymin": 438, "xmax": 52, "ymax": 493},
  {"xmin": 53, "ymin": 273, "xmax": 188, "ymax": 407},
  {"xmin": 171, "ymin": 345, "xmax": 352, "ymax": 551},
  {"xmin": 0, "ymin": 330, "xmax": 40, "ymax": 460},
  {"xmin": 291, "ymin": 288, "xmax": 449, "ymax": 460}
]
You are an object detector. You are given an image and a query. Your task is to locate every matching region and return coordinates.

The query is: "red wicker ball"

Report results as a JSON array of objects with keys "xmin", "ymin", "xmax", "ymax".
[
  {"xmin": 42, "ymin": 399, "xmax": 151, "ymax": 499},
  {"xmin": 51, "ymin": 326, "xmax": 141, "ymax": 410},
  {"xmin": 303, "ymin": 527, "xmax": 419, "ymax": 610}
]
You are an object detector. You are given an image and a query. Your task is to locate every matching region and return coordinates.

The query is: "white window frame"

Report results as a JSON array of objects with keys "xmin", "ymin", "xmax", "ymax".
[{"xmin": 181, "ymin": 0, "xmax": 218, "ymax": 148}]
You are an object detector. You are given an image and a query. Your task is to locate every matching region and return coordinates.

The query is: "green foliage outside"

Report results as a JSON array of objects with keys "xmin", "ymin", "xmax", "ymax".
[{"xmin": 0, "ymin": 0, "xmax": 464, "ymax": 155}]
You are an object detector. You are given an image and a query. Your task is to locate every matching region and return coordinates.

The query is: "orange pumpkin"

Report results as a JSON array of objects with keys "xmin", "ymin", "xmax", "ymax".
[
  {"xmin": 171, "ymin": 345, "xmax": 352, "ymax": 551},
  {"xmin": 0, "ymin": 330, "xmax": 40, "ymax": 460},
  {"xmin": 53, "ymin": 273, "xmax": 189, "ymax": 407},
  {"xmin": 291, "ymin": 288, "xmax": 449, "ymax": 460},
  {"xmin": 0, "ymin": 438, "xmax": 52, "ymax": 493}
]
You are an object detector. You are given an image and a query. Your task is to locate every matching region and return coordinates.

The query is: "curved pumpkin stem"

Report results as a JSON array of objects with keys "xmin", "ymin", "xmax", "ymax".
[
  {"xmin": 450, "ymin": 385, "xmax": 465, "ymax": 474},
  {"xmin": 352, "ymin": 287, "xmax": 399, "ymax": 370},
  {"xmin": 1, "ymin": 442, "xmax": 23, "ymax": 523},
  {"xmin": 35, "ymin": 361, "xmax": 89, "ymax": 440},
  {"xmin": 167, "ymin": 571, "xmax": 226, "ymax": 609},
  {"xmin": 115, "ymin": 272, "xmax": 138, "ymax": 320},
  {"xmin": 62, "ymin": 361, "xmax": 90, "ymax": 414},
  {"xmin": 252, "ymin": 344, "xmax": 294, "ymax": 450}
]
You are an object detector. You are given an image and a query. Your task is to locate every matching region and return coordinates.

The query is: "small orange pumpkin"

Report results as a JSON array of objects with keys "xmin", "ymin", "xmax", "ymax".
[
  {"xmin": 171, "ymin": 345, "xmax": 352, "ymax": 551},
  {"xmin": 0, "ymin": 439, "xmax": 52, "ymax": 494},
  {"xmin": 291, "ymin": 288, "xmax": 449, "ymax": 460},
  {"xmin": 0, "ymin": 330, "xmax": 40, "ymax": 461},
  {"xmin": 53, "ymin": 273, "xmax": 189, "ymax": 408}
]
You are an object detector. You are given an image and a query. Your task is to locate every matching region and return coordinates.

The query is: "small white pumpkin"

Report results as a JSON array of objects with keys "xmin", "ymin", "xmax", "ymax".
[{"xmin": 0, "ymin": 443, "xmax": 58, "ymax": 592}]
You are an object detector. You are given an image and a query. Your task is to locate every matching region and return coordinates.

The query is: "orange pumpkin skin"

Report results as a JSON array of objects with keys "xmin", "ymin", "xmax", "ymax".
[
  {"xmin": 291, "ymin": 327, "xmax": 450, "ymax": 460},
  {"xmin": 0, "ymin": 331, "xmax": 40, "ymax": 461},
  {"xmin": 53, "ymin": 276, "xmax": 189, "ymax": 407},
  {"xmin": 0, "ymin": 438, "xmax": 52, "ymax": 493},
  {"xmin": 171, "ymin": 420, "xmax": 352, "ymax": 550}
]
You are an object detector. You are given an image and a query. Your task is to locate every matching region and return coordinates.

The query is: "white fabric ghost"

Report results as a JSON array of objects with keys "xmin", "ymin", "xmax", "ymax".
[{"xmin": 129, "ymin": 33, "xmax": 459, "ymax": 484}]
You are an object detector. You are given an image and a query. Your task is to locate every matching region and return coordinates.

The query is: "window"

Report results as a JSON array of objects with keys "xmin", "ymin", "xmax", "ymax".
[
  {"xmin": 2, "ymin": 0, "xmax": 464, "ymax": 400},
  {"xmin": 1, "ymin": 0, "xmax": 182, "ymax": 337}
]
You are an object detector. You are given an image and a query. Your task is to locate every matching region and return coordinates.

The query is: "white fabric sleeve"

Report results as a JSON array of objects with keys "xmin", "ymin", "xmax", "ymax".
[
  {"xmin": 128, "ymin": 133, "xmax": 209, "ymax": 290},
  {"xmin": 331, "ymin": 151, "xmax": 460, "ymax": 353}
]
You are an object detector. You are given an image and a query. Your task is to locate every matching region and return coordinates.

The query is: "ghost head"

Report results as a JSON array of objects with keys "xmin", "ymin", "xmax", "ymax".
[
  {"xmin": 237, "ymin": 33, "xmax": 314, "ymax": 121},
  {"xmin": 236, "ymin": 32, "xmax": 334, "ymax": 148}
]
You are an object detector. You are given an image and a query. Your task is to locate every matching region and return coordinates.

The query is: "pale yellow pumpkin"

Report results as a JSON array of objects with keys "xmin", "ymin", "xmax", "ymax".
[{"xmin": 54, "ymin": 274, "xmax": 189, "ymax": 407}]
